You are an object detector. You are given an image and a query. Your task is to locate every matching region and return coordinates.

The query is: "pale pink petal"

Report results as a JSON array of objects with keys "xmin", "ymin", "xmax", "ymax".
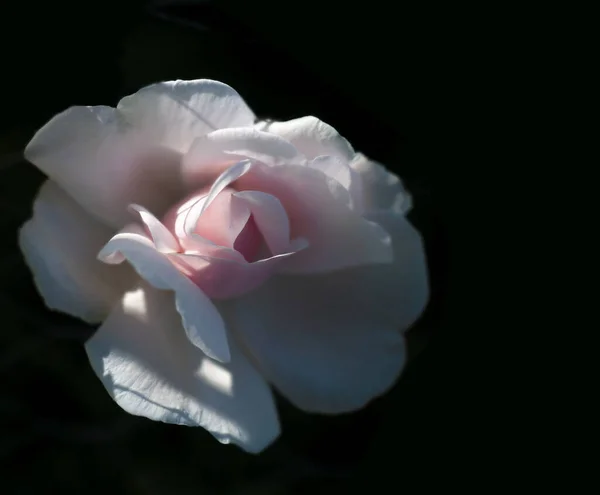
[
  {"xmin": 224, "ymin": 211, "xmax": 428, "ymax": 413},
  {"xmin": 168, "ymin": 194, "xmax": 216, "ymax": 251},
  {"xmin": 231, "ymin": 191, "xmax": 291, "ymax": 256},
  {"xmin": 256, "ymin": 116, "xmax": 354, "ymax": 160},
  {"xmin": 24, "ymin": 105, "xmax": 184, "ymax": 229},
  {"xmin": 187, "ymin": 188, "xmax": 268, "ymax": 264},
  {"xmin": 179, "ymin": 160, "xmax": 254, "ymax": 257},
  {"xmin": 170, "ymin": 239, "xmax": 307, "ymax": 300},
  {"xmin": 129, "ymin": 204, "xmax": 180, "ymax": 252},
  {"xmin": 307, "ymin": 155, "xmax": 365, "ymax": 212},
  {"xmin": 198, "ymin": 160, "xmax": 253, "ymax": 216},
  {"xmin": 98, "ymin": 227, "xmax": 230, "ymax": 363},
  {"xmin": 18, "ymin": 181, "xmax": 135, "ymax": 323},
  {"xmin": 85, "ymin": 283, "xmax": 279, "ymax": 453},
  {"xmin": 192, "ymin": 189, "xmax": 250, "ymax": 249},
  {"xmin": 235, "ymin": 163, "xmax": 392, "ymax": 274},
  {"xmin": 117, "ymin": 79, "xmax": 256, "ymax": 153},
  {"xmin": 350, "ymin": 153, "xmax": 412, "ymax": 215},
  {"xmin": 182, "ymin": 127, "xmax": 302, "ymax": 190},
  {"xmin": 163, "ymin": 192, "xmax": 247, "ymax": 261}
]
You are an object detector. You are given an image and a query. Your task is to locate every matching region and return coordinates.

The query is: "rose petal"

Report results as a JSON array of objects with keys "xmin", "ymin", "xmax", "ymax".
[
  {"xmin": 18, "ymin": 181, "xmax": 135, "ymax": 323},
  {"xmin": 236, "ymin": 163, "xmax": 392, "ymax": 273},
  {"xmin": 224, "ymin": 211, "xmax": 428, "ymax": 413},
  {"xmin": 256, "ymin": 116, "xmax": 354, "ymax": 161},
  {"xmin": 163, "ymin": 192, "xmax": 247, "ymax": 261},
  {"xmin": 307, "ymin": 155, "xmax": 365, "ymax": 212},
  {"xmin": 182, "ymin": 127, "xmax": 302, "ymax": 190},
  {"xmin": 85, "ymin": 284, "xmax": 280, "ymax": 453},
  {"xmin": 169, "ymin": 238, "xmax": 307, "ymax": 300},
  {"xmin": 117, "ymin": 79, "xmax": 256, "ymax": 153},
  {"xmin": 98, "ymin": 227, "xmax": 230, "ymax": 363},
  {"xmin": 231, "ymin": 191, "xmax": 291, "ymax": 255},
  {"xmin": 24, "ymin": 105, "xmax": 184, "ymax": 229},
  {"xmin": 177, "ymin": 160, "xmax": 255, "ymax": 255},
  {"xmin": 350, "ymin": 153, "xmax": 412, "ymax": 214},
  {"xmin": 129, "ymin": 204, "xmax": 180, "ymax": 253},
  {"xmin": 192, "ymin": 189, "xmax": 250, "ymax": 249}
]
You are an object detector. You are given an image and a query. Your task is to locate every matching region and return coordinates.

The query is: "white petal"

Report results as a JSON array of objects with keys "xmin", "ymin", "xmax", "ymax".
[
  {"xmin": 350, "ymin": 153, "xmax": 413, "ymax": 215},
  {"xmin": 98, "ymin": 228, "xmax": 230, "ymax": 363},
  {"xmin": 18, "ymin": 181, "xmax": 135, "ymax": 323},
  {"xmin": 307, "ymin": 155, "xmax": 365, "ymax": 212},
  {"xmin": 129, "ymin": 204, "xmax": 180, "ymax": 253},
  {"xmin": 256, "ymin": 116, "xmax": 354, "ymax": 160},
  {"xmin": 85, "ymin": 284, "xmax": 280, "ymax": 453},
  {"xmin": 225, "ymin": 211, "xmax": 428, "ymax": 413},
  {"xmin": 24, "ymin": 105, "xmax": 184, "ymax": 229},
  {"xmin": 118, "ymin": 79, "xmax": 256, "ymax": 153},
  {"xmin": 182, "ymin": 127, "xmax": 302, "ymax": 189},
  {"xmin": 236, "ymin": 163, "xmax": 392, "ymax": 273}
]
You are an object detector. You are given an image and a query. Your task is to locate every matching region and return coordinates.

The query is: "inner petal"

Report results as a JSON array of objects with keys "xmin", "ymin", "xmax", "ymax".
[
  {"xmin": 233, "ymin": 215, "xmax": 263, "ymax": 262},
  {"xmin": 162, "ymin": 185, "xmax": 265, "ymax": 263},
  {"xmin": 193, "ymin": 188, "xmax": 244, "ymax": 248}
]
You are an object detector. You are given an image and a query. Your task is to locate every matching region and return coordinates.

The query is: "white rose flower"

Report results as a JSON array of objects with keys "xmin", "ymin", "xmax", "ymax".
[{"xmin": 19, "ymin": 79, "xmax": 428, "ymax": 453}]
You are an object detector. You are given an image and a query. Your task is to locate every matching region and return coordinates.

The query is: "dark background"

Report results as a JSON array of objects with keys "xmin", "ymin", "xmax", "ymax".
[{"xmin": 0, "ymin": 1, "xmax": 475, "ymax": 492}]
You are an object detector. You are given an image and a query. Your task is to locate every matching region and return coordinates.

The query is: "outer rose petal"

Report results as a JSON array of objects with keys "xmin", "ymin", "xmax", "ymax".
[
  {"xmin": 98, "ymin": 226, "xmax": 231, "ymax": 363},
  {"xmin": 224, "ymin": 211, "xmax": 428, "ymax": 413},
  {"xmin": 307, "ymin": 155, "xmax": 365, "ymax": 212},
  {"xmin": 256, "ymin": 116, "xmax": 355, "ymax": 161},
  {"xmin": 18, "ymin": 181, "xmax": 135, "ymax": 323},
  {"xmin": 24, "ymin": 105, "xmax": 184, "ymax": 229},
  {"xmin": 117, "ymin": 80, "xmax": 256, "ymax": 153},
  {"xmin": 85, "ymin": 284, "xmax": 280, "ymax": 453},
  {"xmin": 350, "ymin": 153, "xmax": 413, "ymax": 214},
  {"xmin": 182, "ymin": 127, "xmax": 302, "ymax": 190}
]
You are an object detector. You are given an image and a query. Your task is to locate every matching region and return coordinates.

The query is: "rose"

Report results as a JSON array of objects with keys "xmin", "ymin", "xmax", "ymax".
[{"xmin": 19, "ymin": 79, "xmax": 428, "ymax": 453}]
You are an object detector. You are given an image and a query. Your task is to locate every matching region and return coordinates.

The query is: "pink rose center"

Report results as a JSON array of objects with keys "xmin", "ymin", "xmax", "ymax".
[
  {"xmin": 161, "ymin": 185, "xmax": 264, "ymax": 261},
  {"xmin": 232, "ymin": 216, "xmax": 262, "ymax": 262},
  {"xmin": 156, "ymin": 183, "xmax": 291, "ymax": 300}
]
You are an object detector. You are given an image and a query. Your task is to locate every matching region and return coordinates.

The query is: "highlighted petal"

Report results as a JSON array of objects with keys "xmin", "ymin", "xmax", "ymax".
[
  {"xmin": 182, "ymin": 127, "xmax": 302, "ymax": 189},
  {"xmin": 24, "ymin": 105, "xmax": 183, "ymax": 229},
  {"xmin": 98, "ymin": 227, "xmax": 230, "ymax": 363},
  {"xmin": 129, "ymin": 204, "xmax": 180, "ymax": 252},
  {"xmin": 256, "ymin": 116, "xmax": 354, "ymax": 160},
  {"xmin": 198, "ymin": 160, "xmax": 253, "ymax": 216},
  {"xmin": 117, "ymin": 79, "xmax": 256, "ymax": 152},
  {"xmin": 86, "ymin": 283, "xmax": 279, "ymax": 453}
]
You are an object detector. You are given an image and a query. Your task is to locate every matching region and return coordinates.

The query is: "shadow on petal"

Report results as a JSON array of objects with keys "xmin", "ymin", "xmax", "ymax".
[{"xmin": 85, "ymin": 283, "xmax": 280, "ymax": 453}]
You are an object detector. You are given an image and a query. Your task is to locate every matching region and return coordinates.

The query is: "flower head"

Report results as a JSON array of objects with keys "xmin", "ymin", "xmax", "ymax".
[{"xmin": 19, "ymin": 79, "xmax": 428, "ymax": 453}]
